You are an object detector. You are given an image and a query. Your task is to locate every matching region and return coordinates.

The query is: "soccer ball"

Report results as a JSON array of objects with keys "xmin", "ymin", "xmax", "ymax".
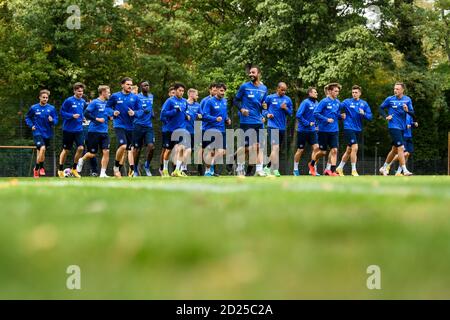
[{"xmin": 63, "ymin": 168, "xmax": 73, "ymax": 178}]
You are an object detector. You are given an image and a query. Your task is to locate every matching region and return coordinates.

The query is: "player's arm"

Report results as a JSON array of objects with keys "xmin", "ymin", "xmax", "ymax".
[
  {"xmin": 313, "ymin": 101, "xmax": 328, "ymax": 122},
  {"xmin": 51, "ymin": 107, "xmax": 59, "ymax": 126},
  {"xmin": 25, "ymin": 106, "xmax": 35, "ymax": 129},
  {"xmin": 202, "ymin": 101, "xmax": 217, "ymax": 122},
  {"xmin": 284, "ymin": 98, "xmax": 294, "ymax": 116},
  {"xmin": 403, "ymin": 100, "xmax": 416, "ymax": 121},
  {"xmin": 161, "ymin": 100, "xmax": 177, "ymax": 118},
  {"xmin": 297, "ymin": 102, "xmax": 312, "ymax": 127},
  {"xmin": 262, "ymin": 96, "xmax": 270, "ymax": 118},
  {"xmin": 233, "ymin": 86, "xmax": 246, "ymax": 114},
  {"xmin": 363, "ymin": 102, "xmax": 373, "ymax": 121},
  {"xmin": 379, "ymin": 98, "xmax": 390, "ymax": 119},
  {"xmin": 60, "ymin": 100, "xmax": 75, "ymax": 120}
]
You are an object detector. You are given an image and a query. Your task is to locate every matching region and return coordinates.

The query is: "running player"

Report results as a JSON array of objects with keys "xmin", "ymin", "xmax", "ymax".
[
  {"xmin": 262, "ymin": 82, "xmax": 293, "ymax": 177},
  {"xmin": 293, "ymin": 87, "xmax": 320, "ymax": 176},
  {"xmin": 185, "ymin": 88, "xmax": 202, "ymax": 175},
  {"xmin": 58, "ymin": 83, "xmax": 86, "ymax": 178},
  {"xmin": 25, "ymin": 89, "xmax": 58, "ymax": 178},
  {"xmin": 77, "ymin": 85, "xmax": 113, "ymax": 178},
  {"xmin": 336, "ymin": 85, "xmax": 373, "ymax": 177}
]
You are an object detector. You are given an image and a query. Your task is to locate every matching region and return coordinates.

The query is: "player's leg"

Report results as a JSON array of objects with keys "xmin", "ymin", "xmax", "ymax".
[
  {"xmin": 114, "ymin": 128, "xmax": 127, "ymax": 178},
  {"xmin": 309, "ymin": 132, "xmax": 321, "ymax": 176},
  {"xmin": 309, "ymin": 132, "xmax": 327, "ymax": 177},
  {"xmin": 33, "ymin": 136, "xmax": 45, "ymax": 178},
  {"xmin": 144, "ymin": 128, "xmax": 155, "ymax": 176},
  {"xmin": 77, "ymin": 132, "xmax": 96, "ymax": 174},
  {"xmin": 99, "ymin": 134, "xmax": 110, "ymax": 178},
  {"xmin": 162, "ymin": 132, "xmax": 173, "ymax": 177},
  {"xmin": 58, "ymin": 131, "xmax": 72, "ymax": 178}
]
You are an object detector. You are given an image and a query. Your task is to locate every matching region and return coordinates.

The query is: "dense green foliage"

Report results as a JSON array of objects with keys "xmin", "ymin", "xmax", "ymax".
[{"xmin": 0, "ymin": 0, "xmax": 448, "ymax": 159}]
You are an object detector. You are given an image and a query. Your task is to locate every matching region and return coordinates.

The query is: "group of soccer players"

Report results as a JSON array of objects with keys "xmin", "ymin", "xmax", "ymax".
[{"xmin": 25, "ymin": 66, "xmax": 418, "ymax": 178}]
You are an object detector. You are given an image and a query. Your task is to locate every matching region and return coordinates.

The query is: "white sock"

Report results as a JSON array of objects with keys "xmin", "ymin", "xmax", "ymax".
[
  {"xmin": 397, "ymin": 167, "xmax": 403, "ymax": 174},
  {"xmin": 294, "ymin": 162, "xmax": 299, "ymax": 171},
  {"xmin": 338, "ymin": 162, "xmax": 346, "ymax": 169},
  {"xmin": 181, "ymin": 163, "xmax": 187, "ymax": 171},
  {"xmin": 237, "ymin": 163, "xmax": 244, "ymax": 171},
  {"xmin": 351, "ymin": 163, "xmax": 357, "ymax": 171},
  {"xmin": 326, "ymin": 163, "xmax": 332, "ymax": 171},
  {"xmin": 163, "ymin": 160, "xmax": 169, "ymax": 170},
  {"xmin": 402, "ymin": 165, "xmax": 408, "ymax": 172},
  {"xmin": 383, "ymin": 162, "xmax": 389, "ymax": 169},
  {"xmin": 256, "ymin": 164, "xmax": 263, "ymax": 172},
  {"xmin": 176, "ymin": 160, "xmax": 182, "ymax": 171},
  {"xmin": 101, "ymin": 169, "xmax": 107, "ymax": 176}
]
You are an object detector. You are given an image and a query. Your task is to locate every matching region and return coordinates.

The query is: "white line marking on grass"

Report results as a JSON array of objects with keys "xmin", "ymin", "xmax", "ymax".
[{"xmin": 17, "ymin": 180, "xmax": 250, "ymax": 194}]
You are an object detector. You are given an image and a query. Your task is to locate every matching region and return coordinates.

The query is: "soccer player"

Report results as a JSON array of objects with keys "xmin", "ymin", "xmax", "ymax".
[
  {"xmin": 25, "ymin": 89, "xmax": 58, "ymax": 178},
  {"xmin": 132, "ymin": 81, "xmax": 155, "ymax": 176},
  {"xmin": 160, "ymin": 83, "xmax": 191, "ymax": 177},
  {"xmin": 197, "ymin": 83, "xmax": 218, "ymax": 175},
  {"xmin": 184, "ymin": 88, "xmax": 202, "ymax": 175},
  {"xmin": 234, "ymin": 66, "xmax": 268, "ymax": 177},
  {"xmin": 262, "ymin": 82, "xmax": 293, "ymax": 177},
  {"xmin": 106, "ymin": 77, "xmax": 140, "ymax": 178},
  {"xmin": 336, "ymin": 85, "xmax": 373, "ymax": 177},
  {"xmin": 379, "ymin": 82, "xmax": 415, "ymax": 177},
  {"xmin": 309, "ymin": 83, "xmax": 344, "ymax": 177},
  {"xmin": 81, "ymin": 95, "xmax": 99, "ymax": 177},
  {"xmin": 159, "ymin": 86, "xmax": 176, "ymax": 175},
  {"xmin": 202, "ymin": 83, "xmax": 231, "ymax": 177},
  {"xmin": 293, "ymin": 87, "xmax": 320, "ymax": 176},
  {"xmin": 390, "ymin": 114, "xmax": 419, "ymax": 176},
  {"xmin": 77, "ymin": 85, "xmax": 113, "ymax": 178},
  {"xmin": 58, "ymin": 83, "xmax": 86, "ymax": 178}
]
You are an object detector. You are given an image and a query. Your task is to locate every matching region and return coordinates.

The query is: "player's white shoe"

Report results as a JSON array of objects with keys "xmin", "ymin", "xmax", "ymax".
[
  {"xmin": 403, "ymin": 171, "xmax": 413, "ymax": 176},
  {"xmin": 76, "ymin": 158, "xmax": 84, "ymax": 173},
  {"xmin": 100, "ymin": 173, "xmax": 110, "ymax": 178},
  {"xmin": 255, "ymin": 170, "xmax": 267, "ymax": 177},
  {"xmin": 379, "ymin": 167, "xmax": 388, "ymax": 176}
]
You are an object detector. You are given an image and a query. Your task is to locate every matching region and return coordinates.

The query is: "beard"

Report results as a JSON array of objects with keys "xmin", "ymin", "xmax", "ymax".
[{"xmin": 249, "ymin": 75, "xmax": 257, "ymax": 83}]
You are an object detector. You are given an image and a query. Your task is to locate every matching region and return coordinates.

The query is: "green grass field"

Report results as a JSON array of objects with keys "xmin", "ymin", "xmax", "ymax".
[{"xmin": 0, "ymin": 176, "xmax": 449, "ymax": 299}]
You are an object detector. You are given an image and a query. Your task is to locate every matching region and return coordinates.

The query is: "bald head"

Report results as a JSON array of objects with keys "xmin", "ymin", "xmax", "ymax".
[{"xmin": 277, "ymin": 82, "xmax": 287, "ymax": 96}]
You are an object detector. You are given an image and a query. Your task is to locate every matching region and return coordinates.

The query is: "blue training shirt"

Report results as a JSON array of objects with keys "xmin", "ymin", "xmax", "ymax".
[
  {"xmin": 60, "ymin": 96, "xmax": 85, "ymax": 132},
  {"xmin": 296, "ymin": 98, "xmax": 318, "ymax": 133},
  {"xmin": 186, "ymin": 101, "xmax": 202, "ymax": 134},
  {"xmin": 263, "ymin": 94, "xmax": 293, "ymax": 130},
  {"xmin": 160, "ymin": 96, "xmax": 188, "ymax": 132},
  {"xmin": 234, "ymin": 81, "xmax": 268, "ymax": 125},
  {"xmin": 379, "ymin": 95, "xmax": 414, "ymax": 131},
  {"xmin": 25, "ymin": 103, "xmax": 58, "ymax": 138},
  {"xmin": 106, "ymin": 91, "xmax": 140, "ymax": 131},
  {"xmin": 202, "ymin": 97, "xmax": 229, "ymax": 132},
  {"xmin": 134, "ymin": 93, "xmax": 154, "ymax": 128},
  {"xmin": 314, "ymin": 97, "xmax": 342, "ymax": 133},
  {"xmin": 404, "ymin": 114, "xmax": 415, "ymax": 139},
  {"xmin": 84, "ymin": 98, "xmax": 113, "ymax": 134},
  {"xmin": 340, "ymin": 98, "xmax": 373, "ymax": 132}
]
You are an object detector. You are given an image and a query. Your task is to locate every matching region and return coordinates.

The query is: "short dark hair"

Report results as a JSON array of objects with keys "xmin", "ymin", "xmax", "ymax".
[
  {"xmin": 250, "ymin": 65, "xmax": 261, "ymax": 74},
  {"xmin": 174, "ymin": 83, "xmax": 186, "ymax": 91},
  {"xmin": 139, "ymin": 81, "xmax": 150, "ymax": 87},
  {"xmin": 352, "ymin": 85, "xmax": 362, "ymax": 92},
  {"xmin": 121, "ymin": 77, "xmax": 133, "ymax": 84},
  {"xmin": 307, "ymin": 87, "xmax": 317, "ymax": 95},
  {"xmin": 73, "ymin": 82, "xmax": 85, "ymax": 91},
  {"xmin": 209, "ymin": 83, "xmax": 218, "ymax": 90},
  {"xmin": 216, "ymin": 83, "xmax": 227, "ymax": 90},
  {"xmin": 39, "ymin": 89, "xmax": 50, "ymax": 97},
  {"xmin": 395, "ymin": 82, "xmax": 406, "ymax": 90},
  {"xmin": 327, "ymin": 83, "xmax": 342, "ymax": 91}
]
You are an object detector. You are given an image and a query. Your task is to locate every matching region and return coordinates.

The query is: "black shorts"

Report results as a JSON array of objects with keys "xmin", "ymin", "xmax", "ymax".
[
  {"xmin": 389, "ymin": 129, "xmax": 405, "ymax": 148},
  {"xmin": 62, "ymin": 131, "xmax": 84, "ymax": 150},
  {"xmin": 133, "ymin": 125, "xmax": 154, "ymax": 149},
  {"xmin": 239, "ymin": 123, "xmax": 264, "ymax": 147},
  {"xmin": 115, "ymin": 128, "xmax": 133, "ymax": 150},
  {"xmin": 344, "ymin": 130, "xmax": 362, "ymax": 147},
  {"xmin": 404, "ymin": 138, "xmax": 414, "ymax": 154},
  {"xmin": 268, "ymin": 128, "xmax": 285, "ymax": 146},
  {"xmin": 202, "ymin": 131, "xmax": 227, "ymax": 150},
  {"xmin": 297, "ymin": 131, "xmax": 318, "ymax": 149},
  {"xmin": 87, "ymin": 132, "xmax": 110, "ymax": 154},
  {"xmin": 34, "ymin": 136, "xmax": 51, "ymax": 150},
  {"xmin": 318, "ymin": 132, "xmax": 339, "ymax": 151},
  {"xmin": 162, "ymin": 131, "xmax": 186, "ymax": 150}
]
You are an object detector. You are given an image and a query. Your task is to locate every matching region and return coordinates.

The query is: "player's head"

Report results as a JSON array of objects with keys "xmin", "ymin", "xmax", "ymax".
[
  {"xmin": 168, "ymin": 86, "xmax": 176, "ymax": 97},
  {"xmin": 307, "ymin": 87, "xmax": 318, "ymax": 99},
  {"xmin": 394, "ymin": 82, "xmax": 406, "ymax": 97},
  {"xmin": 131, "ymin": 85, "xmax": 138, "ymax": 94},
  {"xmin": 39, "ymin": 89, "xmax": 50, "ymax": 105},
  {"xmin": 209, "ymin": 83, "xmax": 218, "ymax": 97},
  {"xmin": 73, "ymin": 82, "xmax": 85, "ymax": 99},
  {"xmin": 98, "ymin": 85, "xmax": 111, "ymax": 100},
  {"xmin": 277, "ymin": 82, "xmax": 287, "ymax": 96},
  {"xmin": 173, "ymin": 83, "xmax": 186, "ymax": 98},
  {"xmin": 121, "ymin": 77, "xmax": 133, "ymax": 94},
  {"xmin": 324, "ymin": 84, "xmax": 330, "ymax": 97},
  {"xmin": 188, "ymin": 88, "xmax": 199, "ymax": 101},
  {"xmin": 215, "ymin": 83, "xmax": 227, "ymax": 99},
  {"xmin": 140, "ymin": 81, "xmax": 150, "ymax": 94},
  {"xmin": 327, "ymin": 83, "xmax": 341, "ymax": 99},
  {"xmin": 249, "ymin": 65, "xmax": 261, "ymax": 83},
  {"xmin": 352, "ymin": 85, "xmax": 362, "ymax": 100}
]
